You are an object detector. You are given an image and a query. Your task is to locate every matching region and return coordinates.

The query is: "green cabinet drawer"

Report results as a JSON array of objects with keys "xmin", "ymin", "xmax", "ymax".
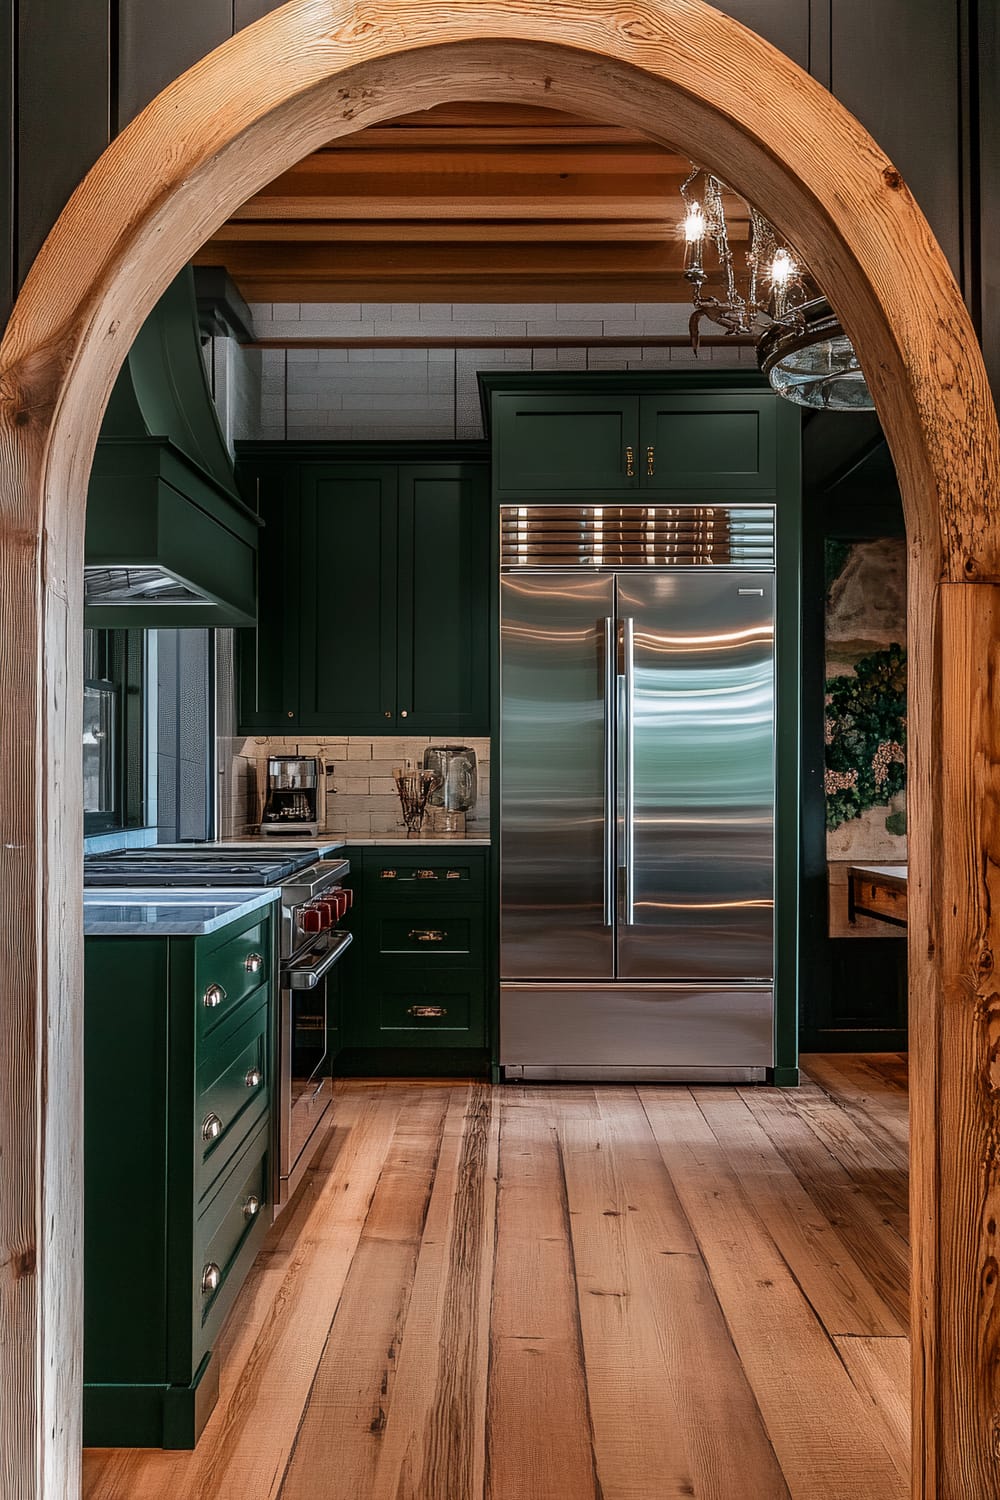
[
  {"xmin": 359, "ymin": 971, "xmax": 486, "ymax": 1047},
  {"xmin": 196, "ymin": 917, "xmax": 270, "ymax": 1044},
  {"xmin": 195, "ymin": 1000, "xmax": 269, "ymax": 1202},
  {"xmin": 367, "ymin": 906, "xmax": 483, "ymax": 964},
  {"xmin": 364, "ymin": 853, "xmax": 485, "ymax": 900},
  {"xmin": 191, "ymin": 1116, "xmax": 270, "ymax": 1361}
]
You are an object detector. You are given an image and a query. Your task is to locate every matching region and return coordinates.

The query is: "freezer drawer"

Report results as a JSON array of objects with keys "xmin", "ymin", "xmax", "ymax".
[{"xmin": 500, "ymin": 981, "xmax": 773, "ymax": 1076}]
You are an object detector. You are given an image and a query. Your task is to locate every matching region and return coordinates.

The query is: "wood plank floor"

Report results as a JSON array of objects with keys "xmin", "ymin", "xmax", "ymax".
[{"xmin": 82, "ymin": 1055, "xmax": 910, "ymax": 1500}]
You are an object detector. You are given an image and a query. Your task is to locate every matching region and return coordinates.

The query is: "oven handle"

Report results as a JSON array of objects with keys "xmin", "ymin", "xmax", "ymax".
[{"xmin": 282, "ymin": 929, "xmax": 353, "ymax": 990}]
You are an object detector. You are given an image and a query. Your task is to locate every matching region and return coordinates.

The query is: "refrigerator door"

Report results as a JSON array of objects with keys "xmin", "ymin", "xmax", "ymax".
[
  {"xmin": 500, "ymin": 571, "xmax": 616, "ymax": 978},
  {"xmin": 617, "ymin": 570, "xmax": 775, "ymax": 980}
]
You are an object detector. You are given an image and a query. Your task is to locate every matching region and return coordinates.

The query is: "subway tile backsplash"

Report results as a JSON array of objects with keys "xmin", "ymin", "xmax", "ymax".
[{"xmin": 221, "ymin": 734, "xmax": 491, "ymax": 838}]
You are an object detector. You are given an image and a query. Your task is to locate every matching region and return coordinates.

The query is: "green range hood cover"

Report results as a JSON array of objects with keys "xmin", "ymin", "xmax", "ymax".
[{"xmin": 85, "ymin": 267, "xmax": 261, "ymax": 628}]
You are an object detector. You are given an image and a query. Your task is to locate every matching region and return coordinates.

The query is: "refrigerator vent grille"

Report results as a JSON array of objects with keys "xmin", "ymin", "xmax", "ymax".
[{"xmin": 501, "ymin": 505, "xmax": 775, "ymax": 569}]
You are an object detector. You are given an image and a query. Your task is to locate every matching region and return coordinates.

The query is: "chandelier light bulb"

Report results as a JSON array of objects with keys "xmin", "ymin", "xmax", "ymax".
[
  {"xmin": 683, "ymin": 202, "xmax": 707, "ymax": 243},
  {"xmin": 769, "ymin": 247, "xmax": 796, "ymax": 287}
]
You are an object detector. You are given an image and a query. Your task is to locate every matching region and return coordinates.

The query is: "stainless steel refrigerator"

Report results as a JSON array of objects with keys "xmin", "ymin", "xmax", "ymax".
[{"xmin": 500, "ymin": 503, "xmax": 776, "ymax": 1081}]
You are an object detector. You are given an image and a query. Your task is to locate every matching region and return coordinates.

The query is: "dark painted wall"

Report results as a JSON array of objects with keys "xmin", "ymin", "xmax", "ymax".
[{"xmin": 1, "ymin": 0, "xmax": 995, "ymax": 385}]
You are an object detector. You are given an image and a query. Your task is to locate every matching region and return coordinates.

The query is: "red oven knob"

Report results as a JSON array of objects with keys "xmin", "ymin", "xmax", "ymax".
[
  {"xmin": 313, "ymin": 898, "xmax": 338, "ymax": 926},
  {"xmin": 299, "ymin": 905, "xmax": 325, "ymax": 934},
  {"xmin": 343, "ymin": 887, "xmax": 354, "ymax": 911},
  {"xmin": 331, "ymin": 889, "xmax": 349, "ymax": 921}
]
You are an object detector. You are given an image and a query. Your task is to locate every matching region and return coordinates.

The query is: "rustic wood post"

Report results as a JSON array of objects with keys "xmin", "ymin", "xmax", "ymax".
[{"xmin": 0, "ymin": 4, "xmax": 996, "ymax": 1494}]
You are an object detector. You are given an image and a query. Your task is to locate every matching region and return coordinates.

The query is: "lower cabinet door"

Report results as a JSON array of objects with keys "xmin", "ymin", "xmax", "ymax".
[{"xmin": 354, "ymin": 970, "xmax": 486, "ymax": 1048}]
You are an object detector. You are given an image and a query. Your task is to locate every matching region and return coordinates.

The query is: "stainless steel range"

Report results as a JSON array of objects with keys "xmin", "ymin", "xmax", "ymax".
[{"xmin": 83, "ymin": 845, "xmax": 354, "ymax": 1214}]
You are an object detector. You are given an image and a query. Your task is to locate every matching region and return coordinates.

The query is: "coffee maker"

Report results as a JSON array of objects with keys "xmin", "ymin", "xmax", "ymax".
[
  {"xmin": 261, "ymin": 756, "xmax": 320, "ymax": 836},
  {"xmin": 423, "ymin": 745, "xmax": 478, "ymax": 833}
]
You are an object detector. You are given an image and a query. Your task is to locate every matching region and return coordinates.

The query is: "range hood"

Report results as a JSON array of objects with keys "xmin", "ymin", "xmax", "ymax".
[{"xmin": 85, "ymin": 267, "xmax": 261, "ymax": 628}]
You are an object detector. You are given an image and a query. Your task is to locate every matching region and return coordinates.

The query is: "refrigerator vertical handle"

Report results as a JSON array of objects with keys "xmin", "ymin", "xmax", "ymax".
[
  {"xmin": 621, "ymin": 615, "xmax": 636, "ymax": 925},
  {"xmin": 603, "ymin": 617, "xmax": 616, "ymax": 926}
]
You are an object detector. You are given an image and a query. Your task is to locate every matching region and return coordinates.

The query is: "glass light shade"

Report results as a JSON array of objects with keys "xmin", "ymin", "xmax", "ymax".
[
  {"xmin": 758, "ymin": 296, "xmax": 874, "ymax": 410},
  {"xmin": 682, "ymin": 202, "xmax": 707, "ymax": 242}
]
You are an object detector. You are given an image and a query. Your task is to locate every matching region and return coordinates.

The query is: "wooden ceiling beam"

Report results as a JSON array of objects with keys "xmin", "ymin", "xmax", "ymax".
[
  {"xmin": 281, "ymin": 146, "xmax": 693, "ymax": 173},
  {"xmin": 204, "ymin": 219, "xmax": 738, "ymax": 243},
  {"xmin": 318, "ymin": 125, "xmax": 659, "ymax": 147},
  {"xmin": 232, "ymin": 193, "xmax": 734, "ymax": 221}
]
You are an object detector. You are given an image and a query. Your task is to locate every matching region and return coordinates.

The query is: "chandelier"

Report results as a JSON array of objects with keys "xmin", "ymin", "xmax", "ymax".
[{"xmin": 677, "ymin": 164, "xmax": 874, "ymax": 411}]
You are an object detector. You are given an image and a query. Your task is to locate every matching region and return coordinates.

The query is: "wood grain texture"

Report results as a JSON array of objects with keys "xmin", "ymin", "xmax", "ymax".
[
  {"xmin": 85, "ymin": 1064, "xmax": 910, "ymax": 1500},
  {"xmin": 0, "ymin": 4, "xmax": 998, "ymax": 1494}
]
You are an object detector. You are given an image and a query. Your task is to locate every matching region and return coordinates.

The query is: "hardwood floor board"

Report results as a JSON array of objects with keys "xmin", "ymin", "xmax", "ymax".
[
  {"xmin": 739, "ymin": 1088, "xmax": 909, "ymax": 1326},
  {"xmin": 486, "ymin": 1093, "xmax": 601, "ymax": 1500},
  {"xmin": 691, "ymin": 1088, "xmax": 907, "ymax": 1338},
  {"xmin": 82, "ymin": 1062, "xmax": 912, "ymax": 1500},
  {"xmin": 365, "ymin": 1084, "xmax": 499, "ymax": 1500},
  {"xmin": 834, "ymin": 1336, "xmax": 911, "ymax": 1484},
  {"xmin": 277, "ymin": 1088, "xmax": 451, "ymax": 1499},
  {"xmin": 638, "ymin": 1087, "xmax": 907, "ymax": 1500},
  {"xmin": 803, "ymin": 1055, "xmax": 910, "ymax": 1151}
]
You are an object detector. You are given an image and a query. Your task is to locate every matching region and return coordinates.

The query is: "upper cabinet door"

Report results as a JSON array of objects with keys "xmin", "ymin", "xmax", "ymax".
[
  {"xmin": 492, "ymin": 394, "xmax": 640, "ymax": 496},
  {"xmin": 237, "ymin": 462, "xmax": 299, "ymax": 731},
  {"xmin": 298, "ymin": 465, "xmax": 398, "ymax": 733},
  {"xmin": 639, "ymin": 392, "xmax": 778, "ymax": 492},
  {"xmin": 396, "ymin": 464, "xmax": 491, "ymax": 737}
]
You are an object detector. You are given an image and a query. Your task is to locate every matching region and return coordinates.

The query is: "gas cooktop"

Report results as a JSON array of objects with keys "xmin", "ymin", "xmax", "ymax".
[{"xmin": 83, "ymin": 846, "xmax": 320, "ymax": 888}]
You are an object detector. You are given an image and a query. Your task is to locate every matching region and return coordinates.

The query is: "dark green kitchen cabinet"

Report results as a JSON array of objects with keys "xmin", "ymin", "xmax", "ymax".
[
  {"xmin": 236, "ymin": 447, "xmax": 490, "ymax": 737},
  {"xmin": 483, "ymin": 373, "xmax": 786, "ymax": 500},
  {"xmin": 490, "ymin": 392, "xmax": 639, "ymax": 495},
  {"xmin": 83, "ymin": 904, "xmax": 275, "ymax": 1448},
  {"xmin": 337, "ymin": 846, "xmax": 490, "ymax": 1065}
]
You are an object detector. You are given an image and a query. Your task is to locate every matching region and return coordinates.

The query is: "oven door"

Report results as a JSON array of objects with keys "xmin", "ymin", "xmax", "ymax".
[{"xmin": 277, "ymin": 929, "xmax": 352, "ymax": 1211}]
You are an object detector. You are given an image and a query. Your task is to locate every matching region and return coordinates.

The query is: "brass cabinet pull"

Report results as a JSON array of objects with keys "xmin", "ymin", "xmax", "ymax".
[
  {"xmin": 202, "ymin": 1113, "xmax": 223, "ymax": 1142},
  {"xmin": 407, "ymin": 1005, "xmax": 447, "ymax": 1018},
  {"xmin": 408, "ymin": 928, "xmax": 445, "ymax": 943},
  {"xmin": 646, "ymin": 444, "xmax": 655, "ymax": 477},
  {"xmin": 244, "ymin": 952, "xmax": 264, "ymax": 975},
  {"xmin": 201, "ymin": 1262, "xmax": 221, "ymax": 1295},
  {"xmin": 244, "ymin": 1067, "xmax": 263, "ymax": 1090},
  {"xmin": 379, "ymin": 868, "xmax": 397, "ymax": 880},
  {"xmin": 625, "ymin": 445, "xmax": 635, "ymax": 477},
  {"xmin": 445, "ymin": 870, "xmax": 462, "ymax": 879},
  {"xmin": 415, "ymin": 869, "xmax": 437, "ymax": 880},
  {"xmin": 203, "ymin": 982, "xmax": 226, "ymax": 1009},
  {"xmin": 243, "ymin": 1194, "xmax": 261, "ymax": 1220}
]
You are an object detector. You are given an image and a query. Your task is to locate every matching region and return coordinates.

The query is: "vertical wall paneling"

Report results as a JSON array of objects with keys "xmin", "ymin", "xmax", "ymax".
[
  {"xmin": 116, "ymin": 0, "xmax": 231, "ymax": 127},
  {"xmin": 830, "ymin": 0, "xmax": 963, "ymax": 280},
  {"xmin": 978, "ymin": 1, "xmax": 1000, "ymax": 395},
  {"xmin": 16, "ymin": 0, "xmax": 111, "ymax": 286},
  {"xmin": 716, "ymin": 0, "xmax": 810, "ymax": 68},
  {"xmin": 0, "ymin": 0, "xmax": 13, "ymax": 330},
  {"xmin": 807, "ymin": 0, "xmax": 832, "ymax": 89}
]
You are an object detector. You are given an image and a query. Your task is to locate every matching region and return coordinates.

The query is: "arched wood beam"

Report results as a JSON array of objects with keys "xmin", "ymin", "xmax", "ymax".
[{"xmin": 0, "ymin": 3, "xmax": 996, "ymax": 1496}]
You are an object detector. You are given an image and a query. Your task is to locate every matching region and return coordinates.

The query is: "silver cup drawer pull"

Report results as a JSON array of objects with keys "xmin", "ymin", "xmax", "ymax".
[
  {"xmin": 407, "ymin": 1005, "xmax": 447, "ymax": 1018},
  {"xmin": 202, "ymin": 1113, "xmax": 223, "ymax": 1142},
  {"xmin": 243, "ymin": 1194, "xmax": 261, "ymax": 1220},
  {"xmin": 244, "ymin": 952, "xmax": 264, "ymax": 975},
  {"xmin": 203, "ymin": 983, "xmax": 226, "ymax": 1009},
  {"xmin": 201, "ymin": 1262, "xmax": 221, "ymax": 1296},
  {"xmin": 244, "ymin": 1067, "xmax": 263, "ymax": 1090}
]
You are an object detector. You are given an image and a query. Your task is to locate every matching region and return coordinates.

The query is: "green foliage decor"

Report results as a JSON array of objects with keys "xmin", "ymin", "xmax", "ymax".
[{"xmin": 825, "ymin": 643, "xmax": 907, "ymax": 830}]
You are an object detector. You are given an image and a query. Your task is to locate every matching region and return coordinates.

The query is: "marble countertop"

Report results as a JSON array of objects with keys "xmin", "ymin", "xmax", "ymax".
[
  {"xmin": 848, "ymin": 863, "xmax": 908, "ymax": 882},
  {"xmin": 199, "ymin": 833, "xmax": 492, "ymax": 849},
  {"xmin": 83, "ymin": 887, "xmax": 279, "ymax": 936}
]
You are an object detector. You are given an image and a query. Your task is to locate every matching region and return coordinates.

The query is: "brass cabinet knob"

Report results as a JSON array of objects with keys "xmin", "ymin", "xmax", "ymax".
[
  {"xmin": 400, "ymin": 709, "xmax": 408, "ymax": 718},
  {"xmin": 202, "ymin": 1113, "xmax": 223, "ymax": 1142},
  {"xmin": 243, "ymin": 1194, "xmax": 261, "ymax": 1220},
  {"xmin": 625, "ymin": 444, "xmax": 635, "ymax": 477},
  {"xmin": 203, "ymin": 983, "xmax": 226, "ymax": 1009},
  {"xmin": 407, "ymin": 1005, "xmax": 446, "ymax": 1018},
  {"xmin": 244, "ymin": 1067, "xmax": 263, "ymax": 1090},
  {"xmin": 408, "ymin": 928, "xmax": 445, "ymax": 943},
  {"xmin": 287, "ymin": 711, "xmax": 294, "ymax": 719},
  {"xmin": 384, "ymin": 710, "xmax": 392, "ymax": 718},
  {"xmin": 244, "ymin": 952, "xmax": 264, "ymax": 975},
  {"xmin": 201, "ymin": 1262, "xmax": 221, "ymax": 1295}
]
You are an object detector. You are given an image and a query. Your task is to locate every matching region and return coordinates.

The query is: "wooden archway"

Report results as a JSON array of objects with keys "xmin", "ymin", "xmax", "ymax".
[{"xmin": 0, "ymin": 2, "xmax": 996, "ymax": 1495}]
